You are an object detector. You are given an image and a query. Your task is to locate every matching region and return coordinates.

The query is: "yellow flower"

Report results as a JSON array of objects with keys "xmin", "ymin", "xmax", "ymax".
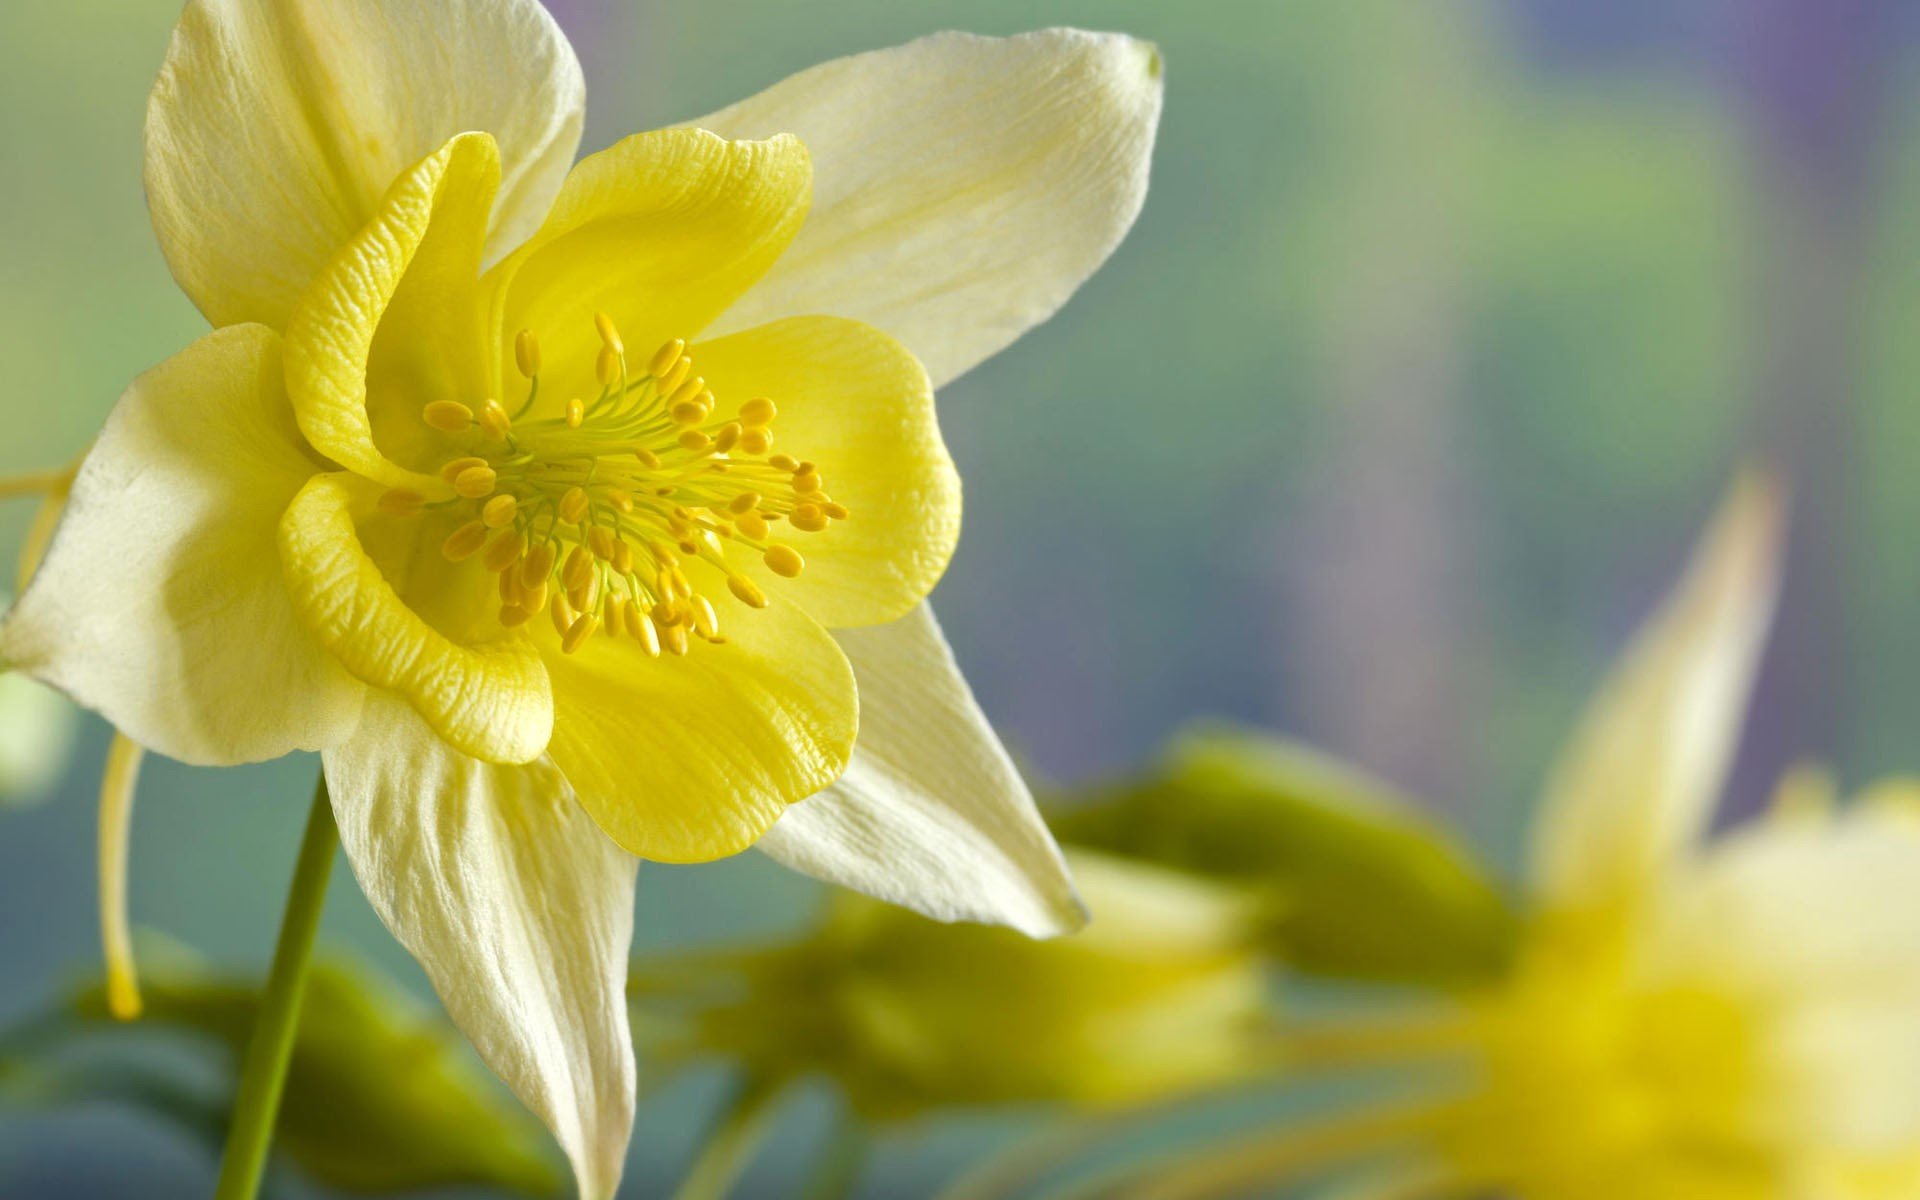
[
  {"xmin": 1131, "ymin": 477, "xmax": 1920, "ymax": 1200},
  {"xmin": 639, "ymin": 850, "xmax": 1270, "ymax": 1119},
  {"xmin": 0, "ymin": 3, "xmax": 1163, "ymax": 1194}
]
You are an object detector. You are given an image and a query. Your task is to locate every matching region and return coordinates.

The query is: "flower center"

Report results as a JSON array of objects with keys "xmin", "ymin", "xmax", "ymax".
[{"xmin": 379, "ymin": 314, "xmax": 848, "ymax": 658}]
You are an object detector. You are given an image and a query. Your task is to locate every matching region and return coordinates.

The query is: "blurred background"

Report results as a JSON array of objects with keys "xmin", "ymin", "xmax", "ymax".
[{"xmin": 3, "ymin": 0, "xmax": 1920, "ymax": 1194}]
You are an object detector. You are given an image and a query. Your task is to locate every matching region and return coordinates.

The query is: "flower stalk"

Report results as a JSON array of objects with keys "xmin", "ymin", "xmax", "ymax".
[{"xmin": 213, "ymin": 773, "xmax": 337, "ymax": 1200}]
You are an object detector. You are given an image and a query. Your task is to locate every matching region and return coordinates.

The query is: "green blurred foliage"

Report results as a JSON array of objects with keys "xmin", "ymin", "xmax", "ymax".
[
  {"xmin": 1050, "ymin": 726, "xmax": 1520, "ymax": 988},
  {"xmin": 4, "ymin": 954, "xmax": 561, "ymax": 1196}
]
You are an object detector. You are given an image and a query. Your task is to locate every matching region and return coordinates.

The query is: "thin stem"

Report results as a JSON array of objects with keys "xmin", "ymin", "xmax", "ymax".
[
  {"xmin": 212, "ymin": 773, "xmax": 338, "ymax": 1200},
  {"xmin": 98, "ymin": 734, "xmax": 146, "ymax": 1021},
  {"xmin": 670, "ymin": 1075, "xmax": 783, "ymax": 1200},
  {"xmin": 0, "ymin": 466, "xmax": 73, "ymax": 500}
]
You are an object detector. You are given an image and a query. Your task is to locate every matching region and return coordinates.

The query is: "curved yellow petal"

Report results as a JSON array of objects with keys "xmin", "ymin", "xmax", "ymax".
[
  {"xmin": 543, "ymin": 585, "xmax": 857, "ymax": 864},
  {"xmin": 278, "ymin": 473, "xmax": 552, "ymax": 765},
  {"xmin": 695, "ymin": 30, "xmax": 1163, "ymax": 388},
  {"xmin": 693, "ymin": 317, "xmax": 960, "ymax": 628},
  {"xmin": 490, "ymin": 129, "xmax": 811, "ymax": 403},
  {"xmin": 1529, "ymin": 472, "xmax": 1784, "ymax": 919},
  {"xmin": 284, "ymin": 132, "xmax": 501, "ymax": 494},
  {"xmin": 146, "ymin": 0, "xmax": 582, "ymax": 328},
  {"xmin": 325, "ymin": 692, "xmax": 635, "ymax": 1200},
  {"xmin": 0, "ymin": 325, "xmax": 365, "ymax": 765}
]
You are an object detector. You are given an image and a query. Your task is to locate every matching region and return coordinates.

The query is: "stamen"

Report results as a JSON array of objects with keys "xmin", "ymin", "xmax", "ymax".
[
  {"xmin": 453, "ymin": 465, "xmax": 497, "ymax": 498},
  {"xmin": 482, "ymin": 494, "xmax": 519, "ymax": 528},
  {"xmin": 380, "ymin": 488, "xmax": 428, "ymax": 516},
  {"xmin": 515, "ymin": 329, "xmax": 542, "ymax": 378},
  {"xmin": 422, "ymin": 400, "xmax": 474, "ymax": 432},
  {"xmin": 478, "ymin": 399, "xmax": 513, "ymax": 440},
  {"xmin": 647, "ymin": 338, "xmax": 685, "ymax": 377},
  {"xmin": 442, "ymin": 520, "xmax": 488, "ymax": 561},
  {"xmin": 562, "ymin": 613, "xmax": 598, "ymax": 654},
  {"xmin": 594, "ymin": 311, "xmax": 625, "ymax": 356},
  {"xmin": 98, "ymin": 733, "xmax": 144, "ymax": 1021},
  {"xmin": 764, "ymin": 545, "xmax": 805, "ymax": 578}
]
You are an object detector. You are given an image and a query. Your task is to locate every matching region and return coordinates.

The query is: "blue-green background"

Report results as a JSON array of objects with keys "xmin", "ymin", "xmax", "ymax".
[{"xmin": 3, "ymin": 0, "xmax": 1918, "ymax": 1194}]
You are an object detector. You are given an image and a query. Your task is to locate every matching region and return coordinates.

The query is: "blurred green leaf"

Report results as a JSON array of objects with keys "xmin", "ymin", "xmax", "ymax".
[
  {"xmin": 16, "ymin": 954, "xmax": 564, "ymax": 1196},
  {"xmin": 1048, "ymin": 725, "xmax": 1519, "ymax": 988}
]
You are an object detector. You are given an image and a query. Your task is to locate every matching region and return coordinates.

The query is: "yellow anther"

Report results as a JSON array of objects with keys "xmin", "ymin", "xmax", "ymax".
[
  {"xmin": 562, "ymin": 613, "xmax": 599, "ymax": 655},
  {"xmin": 671, "ymin": 400, "xmax": 707, "ymax": 426},
  {"xmin": 478, "ymin": 399, "xmax": 513, "ymax": 440},
  {"xmin": 498, "ymin": 566, "xmax": 522, "ymax": 606},
  {"xmin": 453, "ymin": 465, "xmax": 497, "ymax": 498},
  {"xmin": 691, "ymin": 595, "xmax": 720, "ymax": 639},
  {"xmin": 596, "ymin": 346, "xmax": 619, "ymax": 386},
  {"xmin": 514, "ymin": 329, "xmax": 541, "ymax": 378},
  {"xmin": 612, "ymin": 539, "xmax": 635, "ymax": 573},
  {"xmin": 764, "ymin": 544, "xmax": 805, "ymax": 578},
  {"xmin": 738, "ymin": 428, "xmax": 771, "ymax": 455},
  {"xmin": 794, "ymin": 471, "xmax": 822, "ymax": 495},
  {"xmin": 441, "ymin": 520, "xmax": 488, "ymax": 562},
  {"xmin": 727, "ymin": 574, "xmax": 768, "ymax": 609},
  {"xmin": 651, "ymin": 600, "xmax": 680, "ymax": 626},
  {"xmin": 483, "ymin": 528, "xmax": 526, "ymax": 573},
  {"xmin": 627, "ymin": 604, "xmax": 661, "ymax": 656},
  {"xmin": 566, "ymin": 397, "xmax": 585, "ymax": 428},
  {"xmin": 441, "ymin": 455, "xmax": 488, "ymax": 483},
  {"xmin": 559, "ymin": 486, "xmax": 591, "ymax": 524},
  {"xmin": 521, "ymin": 577, "xmax": 549, "ymax": 613},
  {"xmin": 521, "ymin": 542, "xmax": 557, "ymax": 587},
  {"xmin": 679, "ymin": 430, "xmax": 712, "ymax": 453},
  {"xmin": 647, "ymin": 338, "xmax": 686, "ymax": 378},
  {"xmin": 594, "ymin": 311, "xmax": 624, "ymax": 356},
  {"xmin": 482, "ymin": 493, "xmax": 519, "ymax": 528},
  {"xmin": 587, "ymin": 525, "xmax": 617, "ymax": 561},
  {"xmin": 728, "ymin": 492, "xmax": 762, "ymax": 515},
  {"xmin": 740, "ymin": 397, "xmax": 776, "ymax": 425},
  {"xmin": 422, "ymin": 400, "xmax": 474, "ymax": 432},
  {"xmin": 714, "ymin": 422, "xmax": 742, "ymax": 453},
  {"xmin": 769, "ymin": 454, "xmax": 798, "ymax": 471},
  {"xmin": 605, "ymin": 596, "xmax": 628, "ymax": 638},
  {"xmin": 823, "ymin": 502, "xmax": 851, "ymax": 520},
  {"xmin": 607, "ymin": 489, "xmax": 634, "ymax": 513},
  {"xmin": 379, "ymin": 488, "xmax": 427, "ymax": 516},
  {"xmin": 562, "ymin": 546, "xmax": 594, "ymax": 590},
  {"xmin": 662, "ymin": 621, "xmax": 690, "ymax": 657},
  {"xmin": 668, "ymin": 376, "xmax": 706, "ymax": 407},
  {"xmin": 692, "ymin": 389, "xmax": 716, "ymax": 414},
  {"xmin": 500, "ymin": 604, "xmax": 534, "ymax": 628},
  {"xmin": 791, "ymin": 504, "xmax": 829, "ymax": 533},
  {"xmin": 550, "ymin": 592, "xmax": 576, "ymax": 636},
  {"xmin": 736, "ymin": 512, "xmax": 769, "ymax": 541},
  {"xmin": 658, "ymin": 355, "xmax": 692, "ymax": 393},
  {"xmin": 634, "ymin": 447, "xmax": 661, "ymax": 469},
  {"xmin": 569, "ymin": 574, "xmax": 600, "ymax": 616}
]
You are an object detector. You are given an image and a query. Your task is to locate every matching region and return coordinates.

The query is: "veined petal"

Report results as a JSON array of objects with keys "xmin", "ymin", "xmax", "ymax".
[
  {"xmin": 1529, "ymin": 473, "xmax": 1784, "ymax": 916},
  {"xmin": 758, "ymin": 604, "xmax": 1085, "ymax": 937},
  {"xmin": 693, "ymin": 317, "xmax": 959, "ymax": 627},
  {"xmin": 146, "ymin": 0, "xmax": 582, "ymax": 328},
  {"xmin": 543, "ymin": 585, "xmax": 856, "ymax": 864},
  {"xmin": 0, "ymin": 325, "xmax": 364, "ymax": 765},
  {"xmin": 490, "ymin": 129, "xmax": 811, "ymax": 402},
  {"xmin": 325, "ymin": 692, "xmax": 636, "ymax": 1200},
  {"xmin": 285, "ymin": 132, "xmax": 501, "ymax": 494},
  {"xmin": 695, "ymin": 29, "xmax": 1164, "ymax": 388},
  {"xmin": 278, "ymin": 473, "xmax": 551, "ymax": 764}
]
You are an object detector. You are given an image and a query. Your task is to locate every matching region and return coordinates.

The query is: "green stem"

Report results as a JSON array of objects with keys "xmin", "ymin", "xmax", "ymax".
[
  {"xmin": 671, "ymin": 1076, "xmax": 783, "ymax": 1200},
  {"xmin": 212, "ymin": 773, "xmax": 337, "ymax": 1200},
  {"xmin": 800, "ymin": 1102, "xmax": 869, "ymax": 1200}
]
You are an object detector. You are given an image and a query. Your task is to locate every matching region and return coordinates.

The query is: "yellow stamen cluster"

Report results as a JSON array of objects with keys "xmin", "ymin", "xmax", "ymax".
[{"xmin": 392, "ymin": 314, "xmax": 849, "ymax": 657}]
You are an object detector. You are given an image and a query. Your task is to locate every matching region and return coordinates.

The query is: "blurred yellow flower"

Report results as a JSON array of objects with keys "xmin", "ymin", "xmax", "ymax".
[
  {"xmin": 0, "ymin": 2, "xmax": 1163, "ymax": 1194},
  {"xmin": 639, "ymin": 850, "xmax": 1271, "ymax": 1119}
]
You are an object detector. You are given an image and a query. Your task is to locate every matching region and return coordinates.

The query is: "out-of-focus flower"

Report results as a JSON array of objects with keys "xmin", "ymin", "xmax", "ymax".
[
  {"xmin": 1127, "ymin": 477, "xmax": 1920, "ymax": 1200},
  {"xmin": 638, "ymin": 851, "xmax": 1271, "ymax": 1120},
  {"xmin": 2, "ymin": 951, "xmax": 561, "ymax": 1196},
  {"xmin": 1050, "ymin": 727, "xmax": 1518, "ymax": 987},
  {"xmin": 0, "ymin": 2, "xmax": 1163, "ymax": 1192}
]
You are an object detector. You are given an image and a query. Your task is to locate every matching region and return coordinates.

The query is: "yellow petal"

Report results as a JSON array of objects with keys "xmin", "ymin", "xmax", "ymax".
[
  {"xmin": 543, "ymin": 585, "xmax": 856, "ymax": 863},
  {"xmin": 278, "ymin": 473, "xmax": 552, "ymax": 764},
  {"xmin": 489, "ymin": 129, "xmax": 811, "ymax": 403},
  {"xmin": 0, "ymin": 326, "xmax": 365, "ymax": 765},
  {"xmin": 324, "ymin": 692, "xmax": 635, "ymax": 1200},
  {"xmin": 1529, "ymin": 472, "xmax": 1784, "ymax": 918},
  {"xmin": 695, "ymin": 30, "xmax": 1163, "ymax": 388},
  {"xmin": 693, "ymin": 317, "xmax": 959, "ymax": 627},
  {"xmin": 145, "ymin": 0, "xmax": 582, "ymax": 327},
  {"xmin": 285, "ymin": 132, "xmax": 501, "ymax": 494},
  {"xmin": 759, "ymin": 604, "xmax": 1085, "ymax": 936}
]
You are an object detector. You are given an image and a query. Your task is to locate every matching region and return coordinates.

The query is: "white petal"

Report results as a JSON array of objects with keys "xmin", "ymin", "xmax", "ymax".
[
  {"xmin": 694, "ymin": 28, "xmax": 1164, "ymax": 388},
  {"xmin": 757, "ymin": 604, "xmax": 1085, "ymax": 937},
  {"xmin": 0, "ymin": 325, "xmax": 364, "ymax": 765},
  {"xmin": 1529, "ymin": 473, "xmax": 1784, "ymax": 912},
  {"xmin": 325, "ymin": 692, "xmax": 636, "ymax": 1200},
  {"xmin": 146, "ymin": 0, "xmax": 583, "ymax": 328}
]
